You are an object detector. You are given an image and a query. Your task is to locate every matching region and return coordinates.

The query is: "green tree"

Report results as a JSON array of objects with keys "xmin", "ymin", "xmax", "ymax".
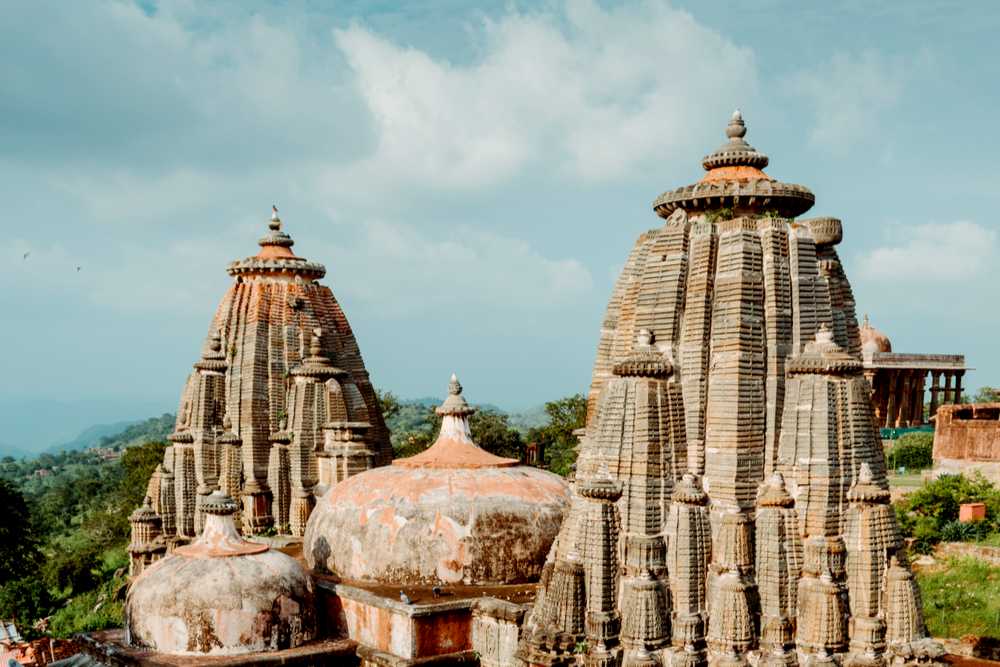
[
  {"xmin": 470, "ymin": 410, "xmax": 523, "ymax": 459},
  {"xmin": 376, "ymin": 389, "xmax": 402, "ymax": 421},
  {"xmin": 0, "ymin": 479, "xmax": 43, "ymax": 585},
  {"xmin": 0, "ymin": 576, "xmax": 51, "ymax": 628},
  {"xmin": 972, "ymin": 386, "xmax": 1000, "ymax": 403},
  {"xmin": 528, "ymin": 394, "xmax": 588, "ymax": 477}
]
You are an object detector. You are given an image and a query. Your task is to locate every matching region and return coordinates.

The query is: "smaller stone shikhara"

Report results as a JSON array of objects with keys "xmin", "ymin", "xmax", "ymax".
[{"xmin": 128, "ymin": 207, "xmax": 390, "ymax": 572}]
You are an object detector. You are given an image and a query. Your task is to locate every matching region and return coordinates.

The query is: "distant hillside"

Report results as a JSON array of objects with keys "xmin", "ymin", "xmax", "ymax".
[
  {"xmin": 96, "ymin": 413, "xmax": 175, "ymax": 449},
  {"xmin": 0, "ymin": 440, "xmax": 33, "ymax": 460},
  {"xmin": 44, "ymin": 419, "xmax": 137, "ymax": 454},
  {"xmin": 508, "ymin": 404, "xmax": 550, "ymax": 433}
]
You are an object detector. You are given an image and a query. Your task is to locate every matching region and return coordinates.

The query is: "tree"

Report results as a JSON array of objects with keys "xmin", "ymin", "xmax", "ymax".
[
  {"xmin": 973, "ymin": 386, "xmax": 1000, "ymax": 403},
  {"xmin": 0, "ymin": 577, "xmax": 51, "ymax": 629},
  {"xmin": 377, "ymin": 389, "xmax": 402, "ymax": 421},
  {"xmin": 527, "ymin": 394, "xmax": 588, "ymax": 477},
  {"xmin": 470, "ymin": 410, "xmax": 523, "ymax": 459},
  {"xmin": 0, "ymin": 479, "xmax": 42, "ymax": 585}
]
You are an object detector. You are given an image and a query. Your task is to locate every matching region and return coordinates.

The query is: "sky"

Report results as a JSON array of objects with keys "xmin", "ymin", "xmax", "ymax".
[{"xmin": 2, "ymin": 0, "xmax": 998, "ymax": 452}]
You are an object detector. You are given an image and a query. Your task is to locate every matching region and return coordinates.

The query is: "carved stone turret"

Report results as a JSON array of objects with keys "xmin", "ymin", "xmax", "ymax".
[{"xmin": 128, "ymin": 496, "xmax": 166, "ymax": 577}]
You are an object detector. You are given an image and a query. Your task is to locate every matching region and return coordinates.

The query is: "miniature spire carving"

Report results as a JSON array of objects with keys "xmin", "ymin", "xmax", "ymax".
[
  {"xmin": 665, "ymin": 473, "xmax": 711, "ymax": 667},
  {"xmin": 845, "ymin": 462, "xmax": 900, "ymax": 665},
  {"xmin": 755, "ymin": 472, "xmax": 802, "ymax": 667}
]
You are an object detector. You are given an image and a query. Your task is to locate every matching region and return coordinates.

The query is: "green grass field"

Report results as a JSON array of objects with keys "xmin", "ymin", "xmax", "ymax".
[{"xmin": 917, "ymin": 556, "xmax": 1000, "ymax": 639}]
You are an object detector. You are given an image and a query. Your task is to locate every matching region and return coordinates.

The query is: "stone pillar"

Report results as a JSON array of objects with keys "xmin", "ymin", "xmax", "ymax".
[
  {"xmin": 954, "ymin": 370, "xmax": 965, "ymax": 405},
  {"xmin": 929, "ymin": 371, "xmax": 941, "ymax": 420},
  {"xmin": 912, "ymin": 373, "xmax": 926, "ymax": 425},
  {"xmin": 942, "ymin": 372, "xmax": 954, "ymax": 406},
  {"xmin": 883, "ymin": 372, "xmax": 898, "ymax": 430},
  {"xmin": 896, "ymin": 372, "xmax": 912, "ymax": 428}
]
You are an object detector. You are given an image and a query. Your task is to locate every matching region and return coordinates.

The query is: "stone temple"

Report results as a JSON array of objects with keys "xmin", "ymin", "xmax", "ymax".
[
  {"xmin": 100, "ymin": 113, "xmax": 943, "ymax": 667},
  {"xmin": 138, "ymin": 206, "xmax": 391, "ymax": 558},
  {"xmin": 518, "ymin": 111, "xmax": 941, "ymax": 667}
]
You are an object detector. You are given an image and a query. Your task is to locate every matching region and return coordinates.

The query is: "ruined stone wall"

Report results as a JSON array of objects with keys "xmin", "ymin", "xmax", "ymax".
[{"xmin": 933, "ymin": 403, "xmax": 1000, "ymax": 482}]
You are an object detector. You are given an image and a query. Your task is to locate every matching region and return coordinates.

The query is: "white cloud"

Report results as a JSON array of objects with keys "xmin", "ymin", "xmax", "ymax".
[
  {"xmin": 792, "ymin": 50, "xmax": 912, "ymax": 152},
  {"xmin": 317, "ymin": 221, "xmax": 593, "ymax": 319},
  {"xmin": 325, "ymin": 0, "xmax": 756, "ymax": 197},
  {"xmin": 857, "ymin": 221, "xmax": 998, "ymax": 283}
]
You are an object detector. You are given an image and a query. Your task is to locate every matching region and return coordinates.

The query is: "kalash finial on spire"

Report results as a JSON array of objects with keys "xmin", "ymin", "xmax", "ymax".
[
  {"xmin": 701, "ymin": 108, "xmax": 769, "ymax": 171},
  {"xmin": 437, "ymin": 373, "xmax": 476, "ymax": 417},
  {"xmin": 257, "ymin": 204, "xmax": 294, "ymax": 251}
]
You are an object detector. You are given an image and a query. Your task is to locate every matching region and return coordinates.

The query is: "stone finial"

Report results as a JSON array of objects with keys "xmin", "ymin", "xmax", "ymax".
[
  {"xmin": 310, "ymin": 327, "xmax": 323, "ymax": 358},
  {"xmin": 701, "ymin": 108, "xmax": 769, "ymax": 172},
  {"xmin": 201, "ymin": 490, "xmax": 238, "ymax": 516},
  {"xmin": 757, "ymin": 472, "xmax": 794, "ymax": 508},
  {"xmin": 270, "ymin": 204, "xmax": 281, "ymax": 230},
  {"xmin": 436, "ymin": 373, "xmax": 476, "ymax": 417},
  {"xmin": 726, "ymin": 108, "xmax": 746, "ymax": 139},
  {"xmin": 858, "ymin": 462, "xmax": 873, "ymax": 485}
]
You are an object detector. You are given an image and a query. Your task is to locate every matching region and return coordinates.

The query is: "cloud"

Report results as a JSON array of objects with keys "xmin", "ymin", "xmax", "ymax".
[
  {"xmin": 791, "ymin": 50, "xmax": 913, "ymax": 152},
  {"xmin": 857, "ymin": 221, "xmax": 998, "ymax": 283},
  {"xmin": 325, "ymin": 0, "xmax": 756, "ymax": 197},
  {"xmin": 317, "ymin": 220, "xmax": 593, "ymax": 320}
]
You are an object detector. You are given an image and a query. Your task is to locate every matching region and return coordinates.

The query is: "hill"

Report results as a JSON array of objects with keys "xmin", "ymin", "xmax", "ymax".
[{"xmin": 44, "ymin": 420, "xmax": 137, "ymax": 455}]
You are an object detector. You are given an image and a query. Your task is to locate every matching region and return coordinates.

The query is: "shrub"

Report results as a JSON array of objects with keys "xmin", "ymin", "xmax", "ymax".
[
  {"xmin": 894, "ymin": 473, "xmax": 1000, "ymax": 550},
  {"xmin": 886, "ymin": 431, "xmax": 934, "ymax": 472}
]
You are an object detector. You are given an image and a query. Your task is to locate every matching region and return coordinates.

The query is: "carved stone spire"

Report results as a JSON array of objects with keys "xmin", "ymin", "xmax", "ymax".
[
  {"xmin": 755, "ymin": 473, "xmax": 802, "ymax": 667},
  {"xmin": 665, "ymin": 474, "xmax": 711, "ymax": 667}
]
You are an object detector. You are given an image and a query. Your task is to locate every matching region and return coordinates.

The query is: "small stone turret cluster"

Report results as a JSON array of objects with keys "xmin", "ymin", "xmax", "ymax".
[
  {"xmin": 129, "ymin": 209, "xmax": 389, "ymax": 572},
  {"xmin": 518, "ymin": 113, "xmax": 942, "ymax": 667}
]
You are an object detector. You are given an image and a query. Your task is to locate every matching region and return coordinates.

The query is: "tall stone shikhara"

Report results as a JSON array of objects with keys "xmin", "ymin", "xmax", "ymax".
[
  {"xmin": 519, "ymin": 112, "xmax": 942, "ymax": 667},
  {"xmin": 137, "ymin": 208, "xmax": 390, "ymax": 549}
]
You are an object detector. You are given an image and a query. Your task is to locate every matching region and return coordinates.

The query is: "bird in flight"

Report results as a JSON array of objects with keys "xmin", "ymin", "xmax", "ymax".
[
  {"xmin": 22, "ymin": 251, "xmax": 29, "ymax": 260},
  {"xmin": 76, "ymin": 266, "xmax": 81, "ymax": 272}
]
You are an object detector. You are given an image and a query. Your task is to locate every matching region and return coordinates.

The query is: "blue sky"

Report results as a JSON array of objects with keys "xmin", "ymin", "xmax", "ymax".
[{"xmin": 2, "ymin": 0, "xmax": 998, "ymax": 451}]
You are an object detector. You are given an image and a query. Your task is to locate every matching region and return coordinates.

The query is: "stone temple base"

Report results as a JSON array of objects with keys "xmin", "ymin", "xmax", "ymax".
[
  {"xmin": 74, "ymin": 629, "xmax": 357, "ymax": 666},
  {"xmin": 316, "ymin": 578, "xmax": 534, "ymax": 666}
]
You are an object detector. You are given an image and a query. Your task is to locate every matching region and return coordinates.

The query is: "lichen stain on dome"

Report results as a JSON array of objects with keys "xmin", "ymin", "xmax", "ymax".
[{"xmin": 303, "ymin": 375, "xmax": 571, "ymax": 586}]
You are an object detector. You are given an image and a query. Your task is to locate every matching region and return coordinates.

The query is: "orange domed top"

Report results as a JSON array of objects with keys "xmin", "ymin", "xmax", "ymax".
[{"xmin": 859, "ymin": 314, "xmax": 892, "ymax": 357}]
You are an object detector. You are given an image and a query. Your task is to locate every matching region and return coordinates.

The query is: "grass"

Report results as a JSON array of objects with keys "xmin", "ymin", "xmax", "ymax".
[
  {"xmin": 916, "ymin": 556, "xmax": 1000, "ymax": 639},
  {"xmin": 888, "ymin": 472, "xmax": 928, "ymax": 490}
]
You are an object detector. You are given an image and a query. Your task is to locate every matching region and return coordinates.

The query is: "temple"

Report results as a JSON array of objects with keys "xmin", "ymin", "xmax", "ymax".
[
  {"xmin": 130, "ymin": 207, "xmax": 390, "ymax": 572},
  {"xmin": 859, "ymin": 316, "xmax": 967, "ymax": 429},
  {"xmin": 519, "ymin": 111, "xmax": 943, "ymax": 667},
  {"xmin": 106, "ymin": 112, "xmax": 946, "ymax": 667}
]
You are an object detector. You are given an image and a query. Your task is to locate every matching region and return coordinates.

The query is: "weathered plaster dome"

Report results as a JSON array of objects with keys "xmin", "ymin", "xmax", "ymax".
[
  {"xmin": 126, "ymin": 492, "xmax": 315, "ymax": 656},
  {"xmin": 859, "ymin": 314, "xmax": 892, "ymax": 358},
  {"xmin": 304, "ymin": 375, "xmax": 571, "ymax": 586}
]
